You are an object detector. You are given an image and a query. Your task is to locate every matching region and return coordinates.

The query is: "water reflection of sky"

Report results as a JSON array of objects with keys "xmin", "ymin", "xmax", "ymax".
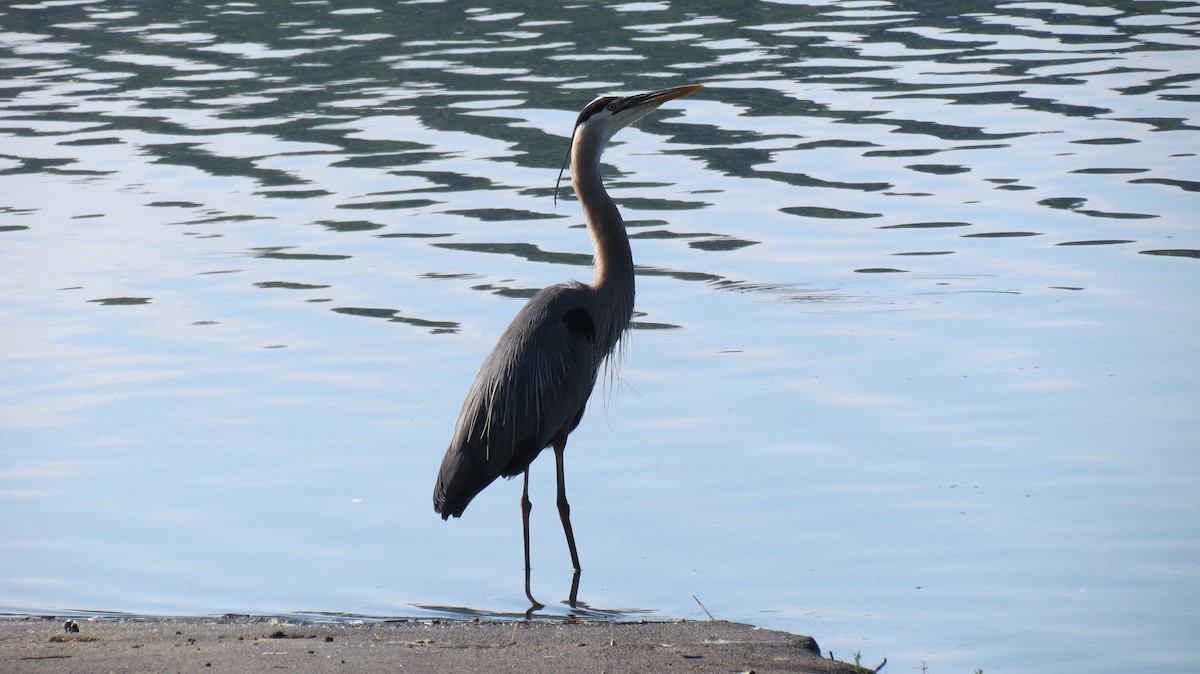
[{"xmin": 2, "ymin": 1, "xmax": 1199, "ymax": 672}]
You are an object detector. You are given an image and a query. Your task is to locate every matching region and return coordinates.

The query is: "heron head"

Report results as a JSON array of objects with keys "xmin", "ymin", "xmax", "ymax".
[
  {"xmin": 555, "ymin": 84, "xmax": 702, "ymax": 204},
  {"xmin": 574, "ymin": 83, "xmax": 704, "ymax": 140}
]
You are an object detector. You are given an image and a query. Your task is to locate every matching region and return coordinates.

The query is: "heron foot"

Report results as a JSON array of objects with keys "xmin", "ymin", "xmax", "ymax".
[{"xmin": 524, "ymin": 594, "xmax": 544, "ymax": 619}]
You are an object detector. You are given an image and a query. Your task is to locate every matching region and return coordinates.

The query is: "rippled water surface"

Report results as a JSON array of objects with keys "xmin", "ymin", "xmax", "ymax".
[{"xmin": 3, "ymin": 1, "xmax": 1199, "ymax": 671}]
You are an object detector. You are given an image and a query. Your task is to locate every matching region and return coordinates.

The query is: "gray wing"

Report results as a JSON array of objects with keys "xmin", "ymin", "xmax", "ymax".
[{"xmin": 434, "ymin": 282, "xmax": 599, "ymax": 519}]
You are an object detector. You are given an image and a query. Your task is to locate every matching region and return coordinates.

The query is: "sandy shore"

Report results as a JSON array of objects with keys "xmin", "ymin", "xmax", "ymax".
[{"xmin": 1, "ymin": 615, "xmax": 871, "ymax": 673}]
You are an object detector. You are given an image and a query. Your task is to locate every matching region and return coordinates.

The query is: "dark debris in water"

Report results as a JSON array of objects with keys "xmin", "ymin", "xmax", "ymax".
[
  {"xmin": 254, "ymin": 281, "xmax": 332, "ymax": 290},
  {"xmin": 175, "ymin": 214, "xmax": 264, "ymax": 226},
  {"xmin": 636, "ymin": 266, "xmax": 721, "ymax": 283},
  {"xmin": 631, "ymin": 320, "xmax": 681, "ymax": 330},
  {"xmin": 1056, "ymin": 240, "xmax": 1135, "ymax": 246},
  {"xmin": 795, "ymin": 139, "xmax": 877, "ymax": 151},
  {"xmin": 707, "ymin": 279, "xmax": 851, "ymax": 303},
  {"xmin": 88, "ymin": 297, "xmax": 152, "ymax": 305},
  {"xmin": 422, "ymin": 272, "xmax": 482, "ymax": 281},
  {"xmin": 146, "ymin": 201, "xmax": 203, "ymax": 208},
  {"xmin": 863, "ymin": 148, "xmax": 940, "ymax": 158},
  {"xmin": 855, "ymin": 268, "xmax": 908, "ymax": 273},
  {"xmin": 251, "ymin": 246, "xmax": 352, "ymax": 261},
  {"xmin": 471, "ymin": 283, "xmax": 539, "ymax": 300},
  {"xmin": 612, "ymin": 197, "xmax": 710, "ymax": 211},
  {"xmin": 142, "ymin": 141, "xmax": 304, "ymax": 186},
  {"xmin": 1113, "ymin": 116, "xmax": 1200, "ymax": 133},
  {"xmin": 1076, "ymin": 209, "xmax": 1156, "ymax": 220},
  {"xmin": 905, "ymin": 164, "xmax": 970, "ymax": 175},
  {"xmin": 962, "ymin": 231, "xmax": 1042, "ymax": 238},
  {"xmin": 688, "ymin": 238, "xmax": 759, "ymax": 252},
  {"xmin": 1038, "ymin": 197, "xmax": 1087, "ymax": 210},
  {"xmin": 258, "ymin": 189, "xmax": 333, "ymax": 199},
  {"xmin": 392, "ymin": 170, "xmax": 503, "ymax": 193},
  {"xmin": 333, "ymin": 307, "xmax": 396, "ymax": 320},
  {"xmin": 1139, "ymin": 249, "xmax": 1200, "ymax": 260},
  {"xmin": 331, "ymin": 152, "xmax": 439, "ymax": 170},
  {"xmin": 624, "ymin": 219, "xmax": 670, "ymax": 229},
  {"xmin": 629, "ymin": 229, "xmax": 710, "ymax": 240},
  {"xmin": 873, "ymin": 116, "xmax": 1029, "ymax": 143},
  {"xmin": 1128, "ymin": 177, "xmax": 1200, "ymax": 193},
  {"xmin": 337, "ymin": 199, "xmax": 440, "ymax": 211},
  {"xmin": 332, "ymin": 307, "xmax": 460, "ymax": 333},
  {"xmin": 627, "ymin": 229, "xmax": 760, "ymax": 251},
  {"xmin": 1035, "ymin": 196, "xmax": 1154, "ymax": 219},
  {"xmin": 435, "ymin": 242, "xmax": 592, "ymax": 267},
  {"xmin": 0, "ymin": 154, "xmax": 112, "ymax": 177},
  {"xmin": 445, "ymin": 208, "xmax": 563, "ymax": 222},
  {"xmin": 58, "ymin": 136, "xmax": 123, "ymax": 146},
  {"xmin": 377, "ymin": 232, "xmax": 453, "ymax": 239},
  {"xmin": 781, "ymin": 206, "xmax": 882, "ymax": 219},
  {"xmin": 878, "ymin": 221, "xmax": 970, "ymax": 229},
  {"xmin": 1070, "ymin": 137, "xmax": 1139, "ymax": 145},
  {"xmin": 314, "ymin": 220, "xmax": 384, "ymax": 232},
  {"xmin": 1069, "ymin": 167, "xmax": 1149, "ymax": 175},
  {"xmin": 756, "ymin": 169, "xmax": 891, "ymax": 193}
]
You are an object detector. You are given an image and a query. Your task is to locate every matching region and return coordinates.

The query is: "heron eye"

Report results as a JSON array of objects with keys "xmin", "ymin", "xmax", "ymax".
[{"xmin": 606, "ymin": 102, "xmax": 616, "ymax": 111}]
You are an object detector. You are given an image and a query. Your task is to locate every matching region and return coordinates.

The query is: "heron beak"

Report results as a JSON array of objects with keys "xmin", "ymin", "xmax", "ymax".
[{"xmin": 619, "ymin": 83, "xmax": 704, "ymax": 113}]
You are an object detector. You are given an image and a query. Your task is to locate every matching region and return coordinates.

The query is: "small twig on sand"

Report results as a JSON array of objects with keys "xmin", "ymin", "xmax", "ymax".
[{"xmin": 692, "ymin": 595, "xmax": 715, "ymax": 621}]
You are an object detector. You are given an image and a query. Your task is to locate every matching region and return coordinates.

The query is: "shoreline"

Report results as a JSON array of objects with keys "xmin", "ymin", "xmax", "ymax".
[{"xmin": 2, "ymin": 614, "xmax": 870, "ymax": 673}]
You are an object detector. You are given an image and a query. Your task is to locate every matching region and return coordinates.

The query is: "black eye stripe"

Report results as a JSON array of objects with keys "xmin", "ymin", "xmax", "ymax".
[{"xmin": 575, "ymin": 96, "xmax": 618, "ymax": 126}]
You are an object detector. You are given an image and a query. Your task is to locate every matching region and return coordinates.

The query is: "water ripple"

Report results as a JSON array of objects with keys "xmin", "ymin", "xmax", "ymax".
[{"xmin": 3, "ymin": 4, "xmax": 1199, "ymax": 673}]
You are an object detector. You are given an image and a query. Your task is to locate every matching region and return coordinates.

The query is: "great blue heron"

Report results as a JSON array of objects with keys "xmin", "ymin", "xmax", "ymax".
[{"xmin": 433, "ymin": 83, "xmax": 702, "ymax": 611}]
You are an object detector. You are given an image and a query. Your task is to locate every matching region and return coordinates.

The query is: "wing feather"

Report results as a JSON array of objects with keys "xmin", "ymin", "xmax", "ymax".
[{"xmin": 434, "ymin": 283, "xmax": 599, "ymax": 518}]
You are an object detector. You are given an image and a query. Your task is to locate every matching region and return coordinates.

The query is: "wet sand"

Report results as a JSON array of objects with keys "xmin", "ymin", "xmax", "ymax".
[{"xmin": 2, "ymin": 615, "xmax": 870, "ymax": 673}]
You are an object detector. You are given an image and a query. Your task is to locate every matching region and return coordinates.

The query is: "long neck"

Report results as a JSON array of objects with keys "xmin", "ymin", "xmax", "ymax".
[
  {"xmin": 571, "ymin": 135, "xmax": 633, "ymax": 294},
  {"xmin": 571, "ymin": 130, "xmax": 635, "ymax": 352}
]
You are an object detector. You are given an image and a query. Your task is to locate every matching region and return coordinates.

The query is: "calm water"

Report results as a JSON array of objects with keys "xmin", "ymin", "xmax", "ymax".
[{"xmin": 3, "ymin": 0, "xmax": 1199, "ymax": 671}]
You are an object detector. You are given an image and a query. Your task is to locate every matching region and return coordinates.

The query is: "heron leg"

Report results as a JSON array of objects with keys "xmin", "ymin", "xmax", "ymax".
[
  {"xmin": 521, "ymin": 469, "xmax": 544, "ymax": 612},
  {"xmin": 553, "ymin": 436, "xmax": 582, "ymax": 607}
]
